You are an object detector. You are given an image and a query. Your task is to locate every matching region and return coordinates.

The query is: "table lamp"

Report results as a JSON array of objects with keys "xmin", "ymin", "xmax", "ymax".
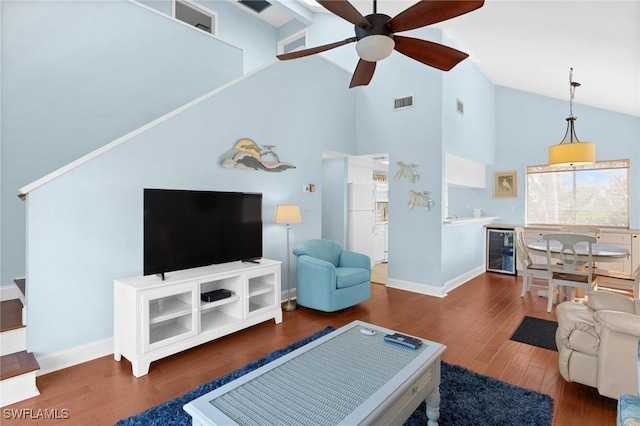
[{"xmin": 274, "ymin": 204, "xmax": 302, "ymax": 311}]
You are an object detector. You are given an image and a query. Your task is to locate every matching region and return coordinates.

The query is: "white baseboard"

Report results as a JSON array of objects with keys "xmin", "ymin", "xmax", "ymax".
[
  {"xmin": 36, "ymin": 338, "xmax": 114, "ymax": 377},
  {"xmin": 386, "ymin": 266, "xmax": 485, "ymax": 298},
  {"xmin": 0, "ymin": 285, "xmax": 20, "ymax": 302},
  {"xmin": 386, "ymin": 278, "xmax": 448, "ymax": 298},
  {"xmin": 444, "ymin": 266, "xmax": 485, "ymax": 294}
]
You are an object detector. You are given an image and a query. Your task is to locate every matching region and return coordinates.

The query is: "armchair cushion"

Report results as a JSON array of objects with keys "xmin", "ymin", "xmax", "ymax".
[{"xmin": 336, "ymin": 268, "xmax": 370, "ymax": 289}]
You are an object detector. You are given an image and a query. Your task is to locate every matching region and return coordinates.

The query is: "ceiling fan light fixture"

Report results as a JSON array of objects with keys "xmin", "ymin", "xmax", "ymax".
[{"xmin": 356, "ymin": 35, "xmax": 395, "ymax": 62}]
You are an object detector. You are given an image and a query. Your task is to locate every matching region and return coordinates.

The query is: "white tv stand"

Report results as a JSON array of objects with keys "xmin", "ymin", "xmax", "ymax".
[{"xmin": 113, "ymin": 259, "xmax": 282, "ymax": 377}]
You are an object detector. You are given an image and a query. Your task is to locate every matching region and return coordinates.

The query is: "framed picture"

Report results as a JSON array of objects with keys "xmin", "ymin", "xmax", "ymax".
[{"xmin": 493, "ymin": 171, "xmax": 517, "ymax": 198}]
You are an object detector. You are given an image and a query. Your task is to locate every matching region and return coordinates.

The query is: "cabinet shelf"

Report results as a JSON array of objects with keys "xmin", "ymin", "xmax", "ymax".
[
  {"xmin": 149, "ymin": 298, "xmax": 192, "ymax": 324},
  {"xmin": 249, "ymin": 300, "xmax": 272, "ymax": 312},
  {"xmin": 150, "ymin": 320, "xmax": 191, "ymax": 344},
  {"xmin": 248, "ymin": 281, "xmax": 273, "ymax": 297},
  {"xmin": 200, "ymin": 294, "xmax": 240, "ymax": 312},
  {"xmin": 201, "ymin": 310, "xmax": 243, "ymax": 333}
]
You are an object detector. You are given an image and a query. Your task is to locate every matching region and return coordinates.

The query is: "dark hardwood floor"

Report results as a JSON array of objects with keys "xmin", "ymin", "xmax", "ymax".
[{"xmin": 2, "ymin": 272, "xmax": 616, "ymax": 425}]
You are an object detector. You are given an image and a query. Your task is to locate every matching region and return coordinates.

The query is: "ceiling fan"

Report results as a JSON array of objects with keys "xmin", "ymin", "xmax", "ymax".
[{"xmin": 277, "ymin": 0, "xmax": 484, "ymax": 88}]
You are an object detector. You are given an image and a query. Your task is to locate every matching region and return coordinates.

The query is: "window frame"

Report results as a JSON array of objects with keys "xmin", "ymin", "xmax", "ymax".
[{"xmin": 525, "ymin": 159, "xmax": 630, "ymax": 229}]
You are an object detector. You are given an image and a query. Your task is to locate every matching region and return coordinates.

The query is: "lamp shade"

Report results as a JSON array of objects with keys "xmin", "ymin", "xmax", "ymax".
[
  {"xmin": 274, "ymin": 205, "xmax": 302, "ymax": 224},
  {"xmin": 548, "ymin": 142, "xmax": 596, "ymax": 167}
]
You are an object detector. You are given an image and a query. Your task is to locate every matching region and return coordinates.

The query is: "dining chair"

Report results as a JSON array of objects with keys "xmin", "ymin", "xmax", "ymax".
[
  {"xmin": 543, "ymin": 233, "xmax": 598, "ymax": 313},
  {"xmin": 514, "ymin": 227, "xmax": 548, "ymax": 297},
  {"xmin": 560, "ymin": 225, "xmax": 601, "ymax": 238}
]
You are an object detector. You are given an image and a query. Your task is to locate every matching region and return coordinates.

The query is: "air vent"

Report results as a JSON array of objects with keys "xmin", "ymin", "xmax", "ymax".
[
  {"xmin": 393, "ymin": 95, "xmax": 414, "ymax": 110},
  {"xmin": 238, "ymin": 0, "xmax": 272, "ymax": 13},
  {"xmin": 456, "ymin": 98, "xmax": 464, "ymax": 115}
]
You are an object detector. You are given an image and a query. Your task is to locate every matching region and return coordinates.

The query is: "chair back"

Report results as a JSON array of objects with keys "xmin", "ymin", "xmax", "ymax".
[
  {"xmin": 292, "ymin": 239, "xmax": 343, "ymax": 266},
  {"xmin": 543, "ymin": 233, "xmax": 596, "ymax": 275},
  {"xmin": 514, "ymin": 227, "xmax": 532, "ymax": 268},
  {"xmin": 560, "ymin": 225, "xmax": 601, "ymax": 238}
]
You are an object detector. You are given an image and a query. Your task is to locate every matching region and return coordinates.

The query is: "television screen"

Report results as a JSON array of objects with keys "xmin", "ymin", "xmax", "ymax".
[{"xmin": 144, "ymin": 189, "xmax": 262, "ymax": 276}]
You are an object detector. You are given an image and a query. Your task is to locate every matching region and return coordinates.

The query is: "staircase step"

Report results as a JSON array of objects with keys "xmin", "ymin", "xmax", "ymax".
[
  {"xmin": 0, "ymin": 300, "xmax": 24, "ymax": 333},
  {"xmin": 1, "ymin": 351, "xmax": 39, "ymax": 381},
  {"xmin": 14, "ymin": 278, "xmax": 26, "ymax": 298}
]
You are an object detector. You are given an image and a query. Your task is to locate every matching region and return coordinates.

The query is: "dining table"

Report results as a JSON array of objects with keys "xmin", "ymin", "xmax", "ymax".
[{"xmin": 526, "ymin": 240, "xmax": 630, "ymax": 262}]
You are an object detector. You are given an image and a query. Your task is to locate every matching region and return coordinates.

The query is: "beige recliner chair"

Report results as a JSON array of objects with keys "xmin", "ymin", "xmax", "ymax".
[{"xmin": 556, "ymin": 290, "xmax": 640, "ymax": 399}]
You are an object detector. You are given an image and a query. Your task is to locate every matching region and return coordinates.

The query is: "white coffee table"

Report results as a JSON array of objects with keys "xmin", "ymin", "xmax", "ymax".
[{"xmin": 183, "ymin": 320, "xmax": 446, "ymax": 426}]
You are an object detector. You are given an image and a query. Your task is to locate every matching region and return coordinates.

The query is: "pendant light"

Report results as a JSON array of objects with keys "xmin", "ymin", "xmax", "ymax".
[{"xmin": 548, "ymin": 68, "xmax": 596, "ymax": 167}]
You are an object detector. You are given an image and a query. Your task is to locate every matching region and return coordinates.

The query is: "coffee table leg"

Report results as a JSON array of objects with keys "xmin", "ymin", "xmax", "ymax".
[{"xmin": 425, "ymin": 386, "xmax": 440, "ymax": 426}]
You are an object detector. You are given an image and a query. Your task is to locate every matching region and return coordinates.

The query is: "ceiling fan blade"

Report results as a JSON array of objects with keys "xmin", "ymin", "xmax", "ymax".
[
  {"xmin": 387, "ymin": 0, "xmax": 484, "ymax": 33},
  {"xmin": 349, "ymin": 59, "xmax": 376, "ymax": 88},
  {"xmin": 393, "ymin": 36, "xmax": 469, "ymax": 71},
  {"xmin": 277, "ymin": 37, "xmax": 357, "ymax": 60},
  {"xmin": 317, "ymin": 0, "xmax": 371, "ymax": 28}
]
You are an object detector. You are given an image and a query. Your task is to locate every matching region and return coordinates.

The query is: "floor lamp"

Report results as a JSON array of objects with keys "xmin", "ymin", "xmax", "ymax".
[{"xmin": 274, "ymin": 205, "xmax": 302, "ymax": 311}]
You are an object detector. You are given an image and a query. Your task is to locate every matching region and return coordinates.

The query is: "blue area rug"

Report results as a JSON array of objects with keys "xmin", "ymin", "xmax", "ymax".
[{"xmin": 116, "ymin": 327, "xmax": 553, "ymax": 426}]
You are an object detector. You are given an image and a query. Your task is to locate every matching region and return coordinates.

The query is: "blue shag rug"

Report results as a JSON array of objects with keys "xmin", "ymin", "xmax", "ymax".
[{"xmin": 116, "ymin": 327, "xmax": 553, "ymax": 426}]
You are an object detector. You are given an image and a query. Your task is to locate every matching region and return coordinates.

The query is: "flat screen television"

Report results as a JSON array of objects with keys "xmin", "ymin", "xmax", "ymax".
[{"xmin": 144, "ymin": 189, "xmax": 263, "ymax": 277}]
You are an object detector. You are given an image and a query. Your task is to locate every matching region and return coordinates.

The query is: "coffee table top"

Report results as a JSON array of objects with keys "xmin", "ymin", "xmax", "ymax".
[{"xmin": 183, "ymin": 320, "xmax": 446, "ymax": 426}]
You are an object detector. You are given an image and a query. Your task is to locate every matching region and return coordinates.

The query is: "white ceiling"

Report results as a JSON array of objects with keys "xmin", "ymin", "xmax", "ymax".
[{"xmin": 257, "ymin": 0, "xmax": 640, "ymax": 117}]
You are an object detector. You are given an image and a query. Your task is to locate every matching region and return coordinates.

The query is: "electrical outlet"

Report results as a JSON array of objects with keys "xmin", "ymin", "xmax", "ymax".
[
  {"xmin": 303, "ymin": 185, "xmax": 310, "ymax": 193},
  {"xmin": 509, "ymin": 205, "xmax": 515, "ymax": 213}
]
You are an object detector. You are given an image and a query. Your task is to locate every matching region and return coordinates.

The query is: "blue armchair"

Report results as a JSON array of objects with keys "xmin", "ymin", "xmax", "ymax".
[{"xmin": 292, "ymin": 239, "xmax": 371, "ymax": 312}]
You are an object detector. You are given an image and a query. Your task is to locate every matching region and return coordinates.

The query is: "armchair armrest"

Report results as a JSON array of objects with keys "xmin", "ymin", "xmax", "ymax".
[
  {"xmin": 594, "ymin": 310, "xmax": 640, "ymax": 338},
  {"xmin": 339, "ymin": 250, "xmax": 370, "ymax": 270},
  {"xmin": 556, "ymin": 302, "xmax": 600, "ymax": 353}
]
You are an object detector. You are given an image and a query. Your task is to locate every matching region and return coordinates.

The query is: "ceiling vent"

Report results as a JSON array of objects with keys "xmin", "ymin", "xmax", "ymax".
[
  {"xmin": 238, "ymin": 0, "xmax": 272, "ymax": 13},
  {"xmin": 393, "ymin": 95, "xmax": 414, "ymax": 111}
]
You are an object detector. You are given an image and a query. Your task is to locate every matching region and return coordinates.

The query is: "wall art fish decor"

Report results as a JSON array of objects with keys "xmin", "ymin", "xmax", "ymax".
[
  {"xmin": 394, "ymin": 161, "xmax": 419, "ymax": 182},
  {"xmin": 219, "ymin": 138, "xmax": 295, "ymax": 172},
  {"xmin": 408, "ymin": 190, "xmax": 435, "ymax": 211}
]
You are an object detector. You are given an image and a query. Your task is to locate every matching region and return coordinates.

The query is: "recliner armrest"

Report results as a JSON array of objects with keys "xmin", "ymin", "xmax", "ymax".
[
  {"xmin": 556, "ymin": 302, "xmax": 600, "ymax": 354},
  {"xmin": 594, "ymin": 310, "xmax": 640, "ymax": 338},
  {"xmin": 339, "ymin": 250, "xmax": 370, "ymax": 270}
]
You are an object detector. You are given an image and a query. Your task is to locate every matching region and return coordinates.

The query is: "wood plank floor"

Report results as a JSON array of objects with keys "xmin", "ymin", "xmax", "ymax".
[{"xmin": 2, "ymin": 273, "xmax": 616, "ymax": 425}]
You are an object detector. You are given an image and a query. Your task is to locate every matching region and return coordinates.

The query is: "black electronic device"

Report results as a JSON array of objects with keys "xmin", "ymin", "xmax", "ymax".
[
  {"xmin": 384, "ymin": 333, "xmax": 423, "ymax": 350},
  {"xmin": 144, "ymin": 189, "xmax": 263, "ymax": 278},
  {"xmin": 201, "ymin": 289, "xmax": 233, "ymax": 303}
]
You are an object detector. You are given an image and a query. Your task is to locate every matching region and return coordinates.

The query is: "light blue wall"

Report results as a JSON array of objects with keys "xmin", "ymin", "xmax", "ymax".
[
  {"xmin": 441, "ymin": 41, "xmax": 496, "ymax": 284},
  {"xmin": 1, "ymin": 0, "xmax": 243, "ymax": 287},
  {"xmin": 321, "ymin": 157, "xmax": 349, "ymax": 246},
  {"xmin": 25, "ymin": 57, "xmax": 354, "ymax": 355},
  {"xmin": 355, "ymin": 28, "xmax": 445, "ymax": 287},
  {"xmin": 139, "ymin": 0, "xmax": 279, "ymax": 73}
]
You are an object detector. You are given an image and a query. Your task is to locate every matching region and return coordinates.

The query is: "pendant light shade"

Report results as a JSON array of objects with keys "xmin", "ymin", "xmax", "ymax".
[
  {"xmin": 548, "ymin": 69, "xmax": 596, "ymax": 167},
  {"xmin": 549, "ymin": 140, "xmax": 596, "ymax": 167}
]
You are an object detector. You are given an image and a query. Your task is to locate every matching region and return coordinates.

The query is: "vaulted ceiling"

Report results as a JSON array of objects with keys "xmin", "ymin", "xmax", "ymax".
[{"xmin": 243, "ymin": 0, "xmax": 640, "ymax": 117}]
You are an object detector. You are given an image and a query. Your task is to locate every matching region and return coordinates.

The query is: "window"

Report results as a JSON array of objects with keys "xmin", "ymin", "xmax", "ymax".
[
  {"xmin": 526, "ymin": 159, "xmax": 629, "ymax": 228},
  {"xmin": 277, "ymin": 30, "xmax": 307, "ymax": 56},
  {"xmin": 174, "ymin": 0, "xmax": 217, "ymax": 36}
]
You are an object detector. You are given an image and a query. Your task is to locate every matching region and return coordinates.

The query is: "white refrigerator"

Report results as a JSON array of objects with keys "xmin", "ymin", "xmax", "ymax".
[{"xmin": 348, "ymin": 183, "xmax": 376, "ymax": 267}]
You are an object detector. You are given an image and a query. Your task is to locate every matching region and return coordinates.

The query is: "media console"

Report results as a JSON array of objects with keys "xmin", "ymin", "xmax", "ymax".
[{"xmin": 113, "ymin": 259, "xmax": 282, "ymax": 377}]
